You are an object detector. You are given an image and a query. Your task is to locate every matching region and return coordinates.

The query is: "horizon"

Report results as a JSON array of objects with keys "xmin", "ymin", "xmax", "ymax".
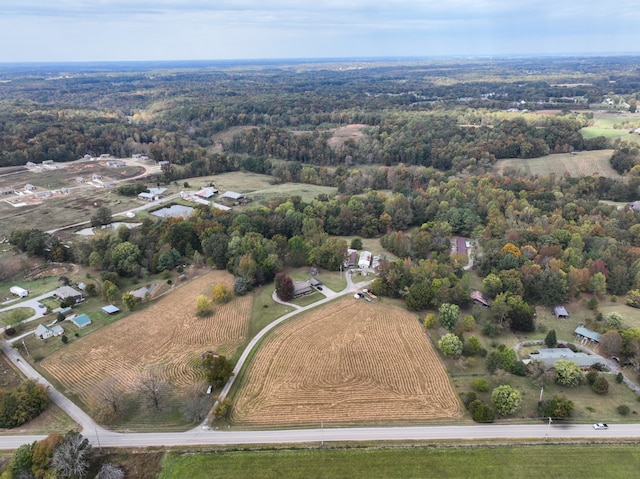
[{"xmin": 2, "ymin": 1, "xmax": 639, "ymax": 63}]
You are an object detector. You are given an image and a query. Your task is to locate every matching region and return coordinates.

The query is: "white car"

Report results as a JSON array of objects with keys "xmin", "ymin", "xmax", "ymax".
[{"xmin": 593, "ymin": 423, "xmax": 608, "ymax": 430}]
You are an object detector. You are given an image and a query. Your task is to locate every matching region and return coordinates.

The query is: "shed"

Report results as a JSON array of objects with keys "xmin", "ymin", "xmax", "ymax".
[
  {"xmin": 470, "ymin": 290, "xmax": 491, "ymax": 307},
  {"xmin": 575, "ymin": 325, "xmax": 601, "ymax": 343},
  {"xmin": 71, "ymin": 314, "xmax": 92, "ymax": 328},
  {"xmin": 59, "ymin": 307, "xmax": 73, "ymax": 317},
  {"xmin": 554, "ymin": 306, "xmax": 569, "ymax": 318},
  {"xmin": 310, "ymin": 278, "xmax": 322, "ymax": 287},
  {"xmin": 101, "ymin": 305, "xmax": 120, "ymax": 315},
  {"xmin": 220, "ymin": 191, "xmax": 246, "ymax": 200},
  {"xmin": 24, "ymin": 184, "xmax": 36, "ymax": 191},
  {"xmin": 10, "ymin": 286, "xmax": 28, "ymax": 298},
  {"xmin": 0, "ymin": 188, "xmax": 15, "ymax": 195}
]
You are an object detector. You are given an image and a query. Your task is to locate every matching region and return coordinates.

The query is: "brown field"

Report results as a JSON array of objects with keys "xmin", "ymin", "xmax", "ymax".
[
  {"xmin": 41, "ymin": 271, "xmax": 251, "ymax": 405},
  {"xmin": 231, "ymin": 299, "xmax": 462, "ymax": 426},
  {"xmin": 494, "ymin": 150, "xmax": 619, "ymax": 178}
]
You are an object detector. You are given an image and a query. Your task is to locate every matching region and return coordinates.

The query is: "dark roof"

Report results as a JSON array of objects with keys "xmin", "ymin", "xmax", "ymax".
[{"xmin": 554, "ymin": 306, "xmax": 569, "ymax": 317}]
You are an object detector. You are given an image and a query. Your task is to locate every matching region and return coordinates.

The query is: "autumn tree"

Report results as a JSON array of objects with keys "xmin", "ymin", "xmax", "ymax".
[
  {"xmin": 438, "ymin": 333, "xmax": 463, "ymax": 358},
  {"xmin": 600, "ymin": 330, "xmax": 622, "ymax": 357},
  {"xmin": 212, "ymin": 283, "xmax": 233, "ymax": 304},
  {"xmin": 121, "ymin": 292, "xmax": 137, "ymax": 311},
  {"xmin": 101, "ymin": 280, "xmax": 119, "ymax": 302},
  {"xmin": 202, "ymin": 353, "xmax": 234, "ymax": 388},
  {"xmin": 196, "ymin": 295, "xmax": 213, "ymax": 317},
  {"xmin": 554, "ymin": 360, "xmax": 584, "ymax": 387},
  {"xmin": 540, "ymin": 395, "xmax": 574, "ymax": 419},
  {"xmin": 274, "ymin": 272, "xmax": 294, "ymax": 302},
  {"xmin": 491, "ymin": 384, "xmax": 522, "ymax": 416}
]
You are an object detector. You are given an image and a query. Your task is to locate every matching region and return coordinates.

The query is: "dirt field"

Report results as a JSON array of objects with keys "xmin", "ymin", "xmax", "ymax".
[
  {"xmin": 40, "ymin": 271, "xmax": 251, "ymax": 405},
  {"xmin": 231, "ymin": 299, "xmax": 462, "ymax": 426},
  {"xmin": 494, "ymin": 150, "xmax": 619, "ymax": 178}
]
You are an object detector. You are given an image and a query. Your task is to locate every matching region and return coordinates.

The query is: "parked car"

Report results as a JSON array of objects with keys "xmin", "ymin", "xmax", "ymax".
[
  {"xmin": 593, "ymin": 423, "xmax": 608, "ymax": 430},
  {"xmin": 316, "ymin": 286, "xmax": 323, "ymax": 291}
]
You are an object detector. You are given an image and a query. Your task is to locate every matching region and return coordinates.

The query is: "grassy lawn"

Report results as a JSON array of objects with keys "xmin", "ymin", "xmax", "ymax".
[
  {"xmin": 0, "ymin": 307, "xmax": 34, "ymax": 325},
  {"xmin": 247, "ymin": 285, "xmax": 294, "ymax": 340},
  {"xmin": 159, "ymin": 444, "xmax": 640, "ymax": 479}
]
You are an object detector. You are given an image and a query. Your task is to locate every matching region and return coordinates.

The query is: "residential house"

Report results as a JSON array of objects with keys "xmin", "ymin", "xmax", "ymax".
[
  {"xmin": 358, "ymin": 251, "xmax": 372, "ymax": 269},
  {"xmin": 34, "ymin": 324, "xmax": 64, "ymax": 340},
  {"xmin": 293, "ymin": 280, "xmax": 312, "ymax": 298},
  {"xmin": 528, "ymin": 348, "xmax": 605, "ymax": 369},
  {"xmin": 53, "ymin": 286, "xmax": 84, "ymax": 303}
]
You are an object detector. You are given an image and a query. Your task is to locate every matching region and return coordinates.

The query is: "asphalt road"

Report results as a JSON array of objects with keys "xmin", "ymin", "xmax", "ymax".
[{"xmin": 0, "ymin": 422, "xmax": 634, "ymax": 450}]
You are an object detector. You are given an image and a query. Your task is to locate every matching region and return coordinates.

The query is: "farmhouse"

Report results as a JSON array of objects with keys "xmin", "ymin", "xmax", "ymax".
[
  {"xmin": 0, "ymin": 188, "xmax": 15, "ymax": 195},
  {"xmin": 470, "ymin": 290, "xmax": 491, "ymax": 307},
  {"xmin": 106, "ymin": 160, "xmax": 126, "ymax": 168},
  {"xmin": 529, "ymin": 348, "xmax": 605, "ymax": 369},
  {"xmin": 195, "ymin": 187, "xmax": 218, "ymax": 199},
  {"xmin": 293, "ymin": 280, "xmax": 313, "ymax": 298},
  {"xmin": 34, "ymin": 324, "xmax": 64, "ymax": 340},
  {"xmin": 71, "ymin": 314, "xmax": 92, "ymax": 328},
  {"xmin": 130, "ymin": 284, "xmax": 157, "ymax": 300},
  {"xmin": 358, "ymin": 251, "xmax": 372, "ymax": 268},
  {"xmin": 24, "ymin": 184, "xmax": 36, "ymax": 191},
  {"xmin": 554, "ymin": 306, "xmax": 569, "ymax": 318},
  {"xmin": 345, "ymin": 250, "xmax": 357, "ymax": 267},
  {"xmin": 138, "ymin": 192, "xmax": 157, "ymax": 201},
  {"xmin": 575, "ymin": 325, "xmax": 601, "ymax": 344},
  {"xmin": 53, "ymin": 286, "xmax": 84, "ymax": 303},
  {"xmin": 35, "ymin": 191, "xmax": 51, "ymax": 199}
]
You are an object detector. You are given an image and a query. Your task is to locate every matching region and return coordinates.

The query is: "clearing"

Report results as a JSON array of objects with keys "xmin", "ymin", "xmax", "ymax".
[
  {"xmin": 494, "ymin": 150, "xmax": 619, "ymax": 178},
  {"xmin": 231, "ymin": 298, "xmax": 462, "ymax": 426}
]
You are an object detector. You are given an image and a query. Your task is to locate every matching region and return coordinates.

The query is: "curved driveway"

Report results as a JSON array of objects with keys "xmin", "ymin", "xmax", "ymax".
[{"xmin": 2, "ymin": 272, "xmax": 640, "ymax": 450}]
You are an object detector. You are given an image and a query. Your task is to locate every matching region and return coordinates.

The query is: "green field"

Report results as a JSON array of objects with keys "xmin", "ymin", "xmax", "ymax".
[
  {"xmin": 159, "ymin": 444, "xmax": 640, "ymax": 479},
  {"xmin": 580, "ymin": 111, "xmax": 640, "ymax": 143}
]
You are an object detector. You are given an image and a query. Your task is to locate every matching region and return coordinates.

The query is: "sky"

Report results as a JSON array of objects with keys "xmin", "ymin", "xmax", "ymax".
[{"xmin": 2, "ymin": 0, "xmax": 639, "ymax": 63}]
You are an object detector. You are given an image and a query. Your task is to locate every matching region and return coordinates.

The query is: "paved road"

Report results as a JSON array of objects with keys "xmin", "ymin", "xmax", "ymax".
[{"xmin": 1, "ymin": 422, "xmax": 635, "ymax": 450}]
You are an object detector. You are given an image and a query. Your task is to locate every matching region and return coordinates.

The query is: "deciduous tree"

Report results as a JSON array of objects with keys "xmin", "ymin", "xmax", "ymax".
[
  {"xmin": 438, "ymin": 333, "xmax": 463, "ymax": 358},
  {"xmin": 438, "ymin": 303, "xmax": 460, "ymax": 331},
  {"xmin": 554, "ymin": 359, "xmax": 584, "ymax": 387},
  {"xmin": 491, "ymin": 384, "xmax": 522, "ymax": 416}
]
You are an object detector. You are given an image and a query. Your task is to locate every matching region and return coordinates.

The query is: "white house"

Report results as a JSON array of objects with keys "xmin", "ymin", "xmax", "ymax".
[
  {"xmin": 358, "ymin": 251, "xmax": 372, "ymax": 269},
  {"xmin": 34, "ymin": 324, "xmax": 64, "ymax": 340}
]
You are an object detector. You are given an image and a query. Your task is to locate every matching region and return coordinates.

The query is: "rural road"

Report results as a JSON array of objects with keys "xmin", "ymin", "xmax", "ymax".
[{"xmin": 2, "ymin": 271, "xmax": 640, "ymax": 450}]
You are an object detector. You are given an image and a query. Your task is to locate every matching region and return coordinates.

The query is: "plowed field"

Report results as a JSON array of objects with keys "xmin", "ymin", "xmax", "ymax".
[
  {"xmin": 231, "ymin": 299, "xmax": 462, "ymax": 426},
  {"xmin": 41, "ymin": 271, "xmax": 250, "ymax": 404}
]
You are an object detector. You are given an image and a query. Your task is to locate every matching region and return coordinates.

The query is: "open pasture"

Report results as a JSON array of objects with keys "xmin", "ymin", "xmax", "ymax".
[
  {"xmin": 40, "ymin": 271, "xmax": 251, "ymax": 412},
  {"xmin": 231, "ymin": 298, "xmax": 462, "ymax": 426},
  {"xmin": 494, "ymin": 150, "xmax": 618, "ymax": 178}
]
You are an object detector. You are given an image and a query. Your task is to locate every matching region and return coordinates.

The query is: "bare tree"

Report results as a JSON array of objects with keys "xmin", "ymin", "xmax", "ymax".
[
  {"xmin": 89, "ymin": 378, "xmax": 125, "ymax": 424},
  {"xmin": 95, "ymin": 463, "xmax": 125, "ymax": 479},
  {"xmin": 52, "ymin": 432, "xmax": 92, "ymax": 479},
  {"xmin": 180, "ymin": 383, "xmax": 211, "ymax": 423},
  {"xmin": 138, "ymin": 367, "xmax": 169, "ymax": 412}
]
